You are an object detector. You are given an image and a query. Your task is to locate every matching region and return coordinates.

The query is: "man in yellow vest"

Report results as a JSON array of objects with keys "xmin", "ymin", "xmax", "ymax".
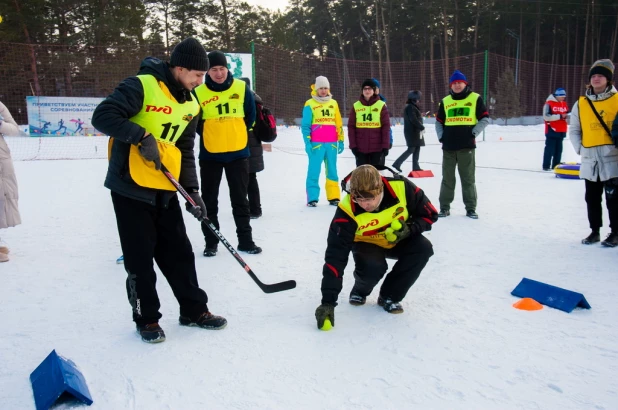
[
  {"xmin": 314, "ymin": 165, "xmax": 438, "ymax": 330},
  {"xmin": 193, "ymin": 51, "xmax": 259, "ymax": 256},
  {"xmin": 92, "ymin": 38, "xmax": 227, "ymax": 343},
  {"xmin": 435, "ymin": 70, "xmax": 489, "ymax": 219},
  {"xmin": 569, "ymin": 59, "xmax": 618, "ymax": 247},
  {"xmin": 301, "ymin": 76, "xmax": 344, "ymax": 207}
]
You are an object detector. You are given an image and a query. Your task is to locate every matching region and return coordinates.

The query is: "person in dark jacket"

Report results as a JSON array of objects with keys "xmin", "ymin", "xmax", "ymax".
[
  {"xmin": 91, "ymin": 38, "xmax": 227, "ymax": 343},
  {"xmin": 240, "ymin": 77, "xmax": 264, "ymax": 219},
  {"xmin": 314, "ymin": 165, "xmax": 438, "ymax": 330},
  {"xmin": 393, "ymin": 90, "xmax": 425, "ymax": 173},
  {"xmin": 435, "ymin": 70, "xmax": 489, "ymax": 219},
  {"xmin": 372, "ymin": 78, "xmax": 393, "ymax": 152},
  {"xmin": 193, "ymin": 51, "xmax": 259, "ymax": 257},
  {"xmin": 348, "ymin": 79, "xmax": 391, "ymax": 167}
]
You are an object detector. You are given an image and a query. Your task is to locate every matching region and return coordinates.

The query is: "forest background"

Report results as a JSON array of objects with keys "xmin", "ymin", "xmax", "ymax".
[{"xmin": 1, "ymin": 0, "xmax": 617, "ymax": 123}]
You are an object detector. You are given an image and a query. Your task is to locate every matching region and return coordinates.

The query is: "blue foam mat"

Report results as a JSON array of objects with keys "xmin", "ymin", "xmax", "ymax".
[{"xmin": 511, "ymin": 278, "xmax": 591, "ymax": 313}]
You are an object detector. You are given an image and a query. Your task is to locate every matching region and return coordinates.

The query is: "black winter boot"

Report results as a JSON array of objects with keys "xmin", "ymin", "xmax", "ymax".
[
  {"xmin": 377, "ymin": 296, "xmax": 404, "ymax": 314},
  {"xmin": 438, "ymin": 209, "xmax": 450, "ymax": 218},
  {"xmin": 349, "ymin": 288, "xmax": 366, "ymax": 306},
  {"xmin": 203, "ymin": 244, "xmax": 218, "ymax": 257},
  {"xmin": 601, "ymin": 232, "xmax": 618, "ymax": 248},
  {"xmin": 238, "ymin": 243, "xmax": 262, "ymax": 254},
  {"xmin": 581, "ymin": 231, "xmax": 600, "ymax": 245},
  {"xmin": 136, "ymin": 322, "xmax": 166, "ymax": 343},
  {"xmin": 179, "ymin": 311, "xmax": 227, "ymax": 330}
]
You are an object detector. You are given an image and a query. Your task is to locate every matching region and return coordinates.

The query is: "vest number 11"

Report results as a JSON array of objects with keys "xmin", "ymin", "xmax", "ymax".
[{"xmin": 161, "ymin": 122, "xmax": 180, "ymax": 141}]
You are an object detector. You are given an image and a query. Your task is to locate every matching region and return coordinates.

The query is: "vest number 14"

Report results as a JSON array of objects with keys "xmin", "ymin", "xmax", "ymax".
[{"xmin": 362, "ymin": 113, "xmax": 373, "ymax": 121}]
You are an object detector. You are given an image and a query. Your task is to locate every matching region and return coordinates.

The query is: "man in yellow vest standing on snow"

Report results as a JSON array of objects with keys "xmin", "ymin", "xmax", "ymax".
[
  {"xmin": 92, "ymin": 38, "xmax": 227, "ymax": 344},
  {"xmin": 435, "ymin": 70, "xmax": 489, "ymax": 219},
  {"xmin": 193, "ymin": 51, "xmax": 260, "ymax": 256}
]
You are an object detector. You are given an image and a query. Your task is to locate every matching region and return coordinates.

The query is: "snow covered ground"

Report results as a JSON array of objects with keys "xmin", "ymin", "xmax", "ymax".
[{"xmin": 1, "ymin": 124, "xmax": 617, "ymax": 409}]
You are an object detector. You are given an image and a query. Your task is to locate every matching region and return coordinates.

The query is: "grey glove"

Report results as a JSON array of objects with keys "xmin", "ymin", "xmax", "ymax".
[
  {"xmin": 138, "ymin": 135, "xmax": 161, "ymax": 170},
  {"xmin": 315, "ymin": 304, "xmax": 335, "ymax": 329},
  {"xmin": 186, "ymin": 192, "xmax": 207, "ymax": 220}
]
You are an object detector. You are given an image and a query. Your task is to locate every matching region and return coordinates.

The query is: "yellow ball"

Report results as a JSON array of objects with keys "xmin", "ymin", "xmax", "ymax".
[
  {"xmin": 320, "ymin": 318, "xmax": 332, "ymax": 331},
  {"xmin": 391, "ymin": 220, "xmax": 402, "ymax": 230}
]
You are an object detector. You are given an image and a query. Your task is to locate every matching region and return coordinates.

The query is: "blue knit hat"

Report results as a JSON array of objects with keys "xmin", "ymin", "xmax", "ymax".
[
  {"xmin": 554, "ymin": 88, "xmax": 566, "ymax": 97},
  {"xmin": 372, "ymin": 78, "xmax": 381, "ymax": 89},
  {"xmin": 449, "ymin": 70, "xmax": 467, "ymax": 86}
]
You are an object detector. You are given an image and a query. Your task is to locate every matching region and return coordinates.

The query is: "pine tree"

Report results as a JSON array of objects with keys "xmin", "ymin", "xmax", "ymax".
[{"xmin": 491, "ymin": 67, "xmax": 524, "ymax": 125}]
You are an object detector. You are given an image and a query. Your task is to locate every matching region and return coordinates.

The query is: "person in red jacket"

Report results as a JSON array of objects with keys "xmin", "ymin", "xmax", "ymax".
[
  {"xmin": 348, "ymin": 79, "xmax": 391, "ymax": 167},
  {"xmin": 542, "ymin": 87, "xmax": 569, "ymax": 171}
]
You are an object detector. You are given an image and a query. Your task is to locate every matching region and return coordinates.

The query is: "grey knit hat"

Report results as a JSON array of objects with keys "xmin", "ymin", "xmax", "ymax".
[
  {"xmin": 589, "ymin": 59, "xmax": 614, "ymax": 82},
  {"xmin": 170, "ymin": 38, "xmax": 208, "ymax": 71}
]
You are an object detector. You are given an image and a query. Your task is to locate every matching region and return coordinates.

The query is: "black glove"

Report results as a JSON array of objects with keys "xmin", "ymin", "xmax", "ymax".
[
  {"xmin": 138, "ymin": 135, "xmax": 161, "ymax": 170},
  {"xmin": 351, "ymin": 148, "xmax": 359, "ymax": 156},
  {"xmin": 185, "ymin": 192, "xmax": 207, "ymax": 220},
  {"xmin": 315, "ymin": 304, "xmax": 335, "ymax": 329},
  {"xmin": 382, "ymin": 149, "xmax": 389, "ymax": 157}
]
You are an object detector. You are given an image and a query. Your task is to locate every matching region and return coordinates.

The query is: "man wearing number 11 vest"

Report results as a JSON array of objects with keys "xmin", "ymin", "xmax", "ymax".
[
  {"xmin": 193, "ymin": 51, "xmax": 260, "ymax": 256},
  {"xmin": 92, "ymin": 38, "xmax": 227, "ymax": 343}
]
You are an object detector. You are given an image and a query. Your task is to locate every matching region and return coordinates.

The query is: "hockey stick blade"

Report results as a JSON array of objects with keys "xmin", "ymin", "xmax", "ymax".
[{"xmin": 161, "ymin": 166, "xmax": 296, "ymax": 293}]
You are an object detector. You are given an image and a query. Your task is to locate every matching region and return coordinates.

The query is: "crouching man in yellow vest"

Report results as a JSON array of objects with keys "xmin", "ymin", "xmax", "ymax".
[
  {"xmin": 314, "ymin": 165, "xmax": 438, "ymax": 330},
  {"xmin": 92, "ymin": 38, "xmax": 227, "ymax": 344}
]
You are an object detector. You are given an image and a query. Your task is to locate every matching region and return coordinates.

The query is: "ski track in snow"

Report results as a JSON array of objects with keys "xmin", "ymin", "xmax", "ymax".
[{"xmin": 1, "ymin": 124, "xmax": 617, "ymax": 409}]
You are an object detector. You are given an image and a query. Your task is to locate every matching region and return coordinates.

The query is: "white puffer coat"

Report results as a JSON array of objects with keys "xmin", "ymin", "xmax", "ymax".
[
  {"xmin": 569, "ymin": 86, "xmax": 618, "ymax": 182},
  {"xmin": 0, "ymin": 101, "xmax": 22, "ymax": 228}
]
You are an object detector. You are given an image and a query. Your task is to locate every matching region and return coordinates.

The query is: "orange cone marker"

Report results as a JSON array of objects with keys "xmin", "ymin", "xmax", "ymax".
[{"xmin": 513, "ymin": 297, "xmax": 543, "ymax": 311}]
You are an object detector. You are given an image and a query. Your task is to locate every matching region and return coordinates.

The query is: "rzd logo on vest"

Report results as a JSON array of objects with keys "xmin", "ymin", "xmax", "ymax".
[
  {"xmin": 145, "ymin": 105, "xmax": 172, "ymax": 114},
  {"xmin": 359, "ymin": 219, "xmax": 379, "ymax": 230}
]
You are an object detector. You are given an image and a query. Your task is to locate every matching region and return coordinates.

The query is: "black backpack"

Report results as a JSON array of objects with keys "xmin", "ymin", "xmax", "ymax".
[{"xmin": 253, "ymin": 101, "xmax": 277, "ymax": 143}]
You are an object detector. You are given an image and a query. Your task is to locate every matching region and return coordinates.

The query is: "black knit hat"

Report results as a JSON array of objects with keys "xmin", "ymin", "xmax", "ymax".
[
  {"xmin": 361, "ymin": 79, "xmax": 378, "ymax": 90},
  {"xmin": 408, "ymin": 90, "xmax": 422, "ymax": 101},
  {"xmin": 170, "ymin": 38, "xmax": 208, "ymax": 71},
  {"xmin": 208, "ymin": 50, "xmax": 228, "ymax": 69}
]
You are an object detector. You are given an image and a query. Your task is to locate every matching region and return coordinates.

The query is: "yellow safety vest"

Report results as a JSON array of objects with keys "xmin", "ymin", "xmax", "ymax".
[
  {"xmin": 306, "ymin": 99, "xmax": 338, "ymax": 126},
  {"xmin": 339, "ymin": 180, "xmax": 409, "ymax": 249},
  {"xmin": 353, "ymin": 100, "xmax": 385, "ymax": 128},
  {"xmin": 579, "ymin": 94, "xmax": 618, "ymax": 148},
  {"xmin": 194, "ymin": 79, "xmax": 248, "ymax": 153},
  {"xmin": 442, "ymin": 93, "xmax": 479, "ymax": 126},
  {"xmin": 123, "ymin": 74, "xmax": 199, "ymax": 191}
]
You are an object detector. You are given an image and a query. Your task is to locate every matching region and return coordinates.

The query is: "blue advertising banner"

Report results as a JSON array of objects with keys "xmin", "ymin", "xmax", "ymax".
[{"xmin": 27, "ymin": 96, "xmax": 104, "ymax": 137}]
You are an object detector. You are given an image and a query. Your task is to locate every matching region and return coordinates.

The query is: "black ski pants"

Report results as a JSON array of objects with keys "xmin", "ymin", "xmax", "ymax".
[
  {"xmin": 542, "ymin": 135, "xmax": 564, "ymax": 170},
  {"xmin": 111, "ymin": 192, "xmax": 208, "ymax": 326},
  {"xmin": 351, "ymin": 234, "xmax": 434, "ymax": 302},
  {"xmin": 393, "ymin": 146, "xmax": 422, "ymax": 171},
  {"xmin": 355, "ymin": 151, "xmax": 384, "ymax": 168},
  {"xmin": 199, "ymin": 158, "xmax": 254, "ymax": 248},
  {"xmin": 248, "ymin": 172, "xmax": 262, "ymax": 216},
  {"xmin": 585, "ymin": 177, "xmax": 618, "ymax": 233}
]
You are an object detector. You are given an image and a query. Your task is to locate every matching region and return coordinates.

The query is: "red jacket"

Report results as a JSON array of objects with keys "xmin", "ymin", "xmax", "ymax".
[
  {"xmin": 543, "ymin": 95, "xmax": 568, "ymax": 133},
  {"xmin": 348, "ymin": 95, "xmax": 391, "ymax": 153}
]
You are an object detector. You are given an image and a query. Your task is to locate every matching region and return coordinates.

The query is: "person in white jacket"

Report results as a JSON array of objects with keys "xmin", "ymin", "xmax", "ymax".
[
  {"xmin": 569, "ymin": 59, "xmax": 618, "ymax": 248},
  {"xmin": 0, "ymin": 101, "xmax": 22, "ymax": 262}
]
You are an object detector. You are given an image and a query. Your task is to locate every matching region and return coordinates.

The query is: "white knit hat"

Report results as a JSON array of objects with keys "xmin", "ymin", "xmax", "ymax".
[{"xmin": 315, "ymin": 76, "xmax": 330, "ymax": 89}]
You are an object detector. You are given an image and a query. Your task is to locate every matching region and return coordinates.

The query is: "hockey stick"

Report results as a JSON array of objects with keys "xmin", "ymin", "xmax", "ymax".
[{"xmin": 161, "ymin": 165, "xmax": 296, "ymax": 294}]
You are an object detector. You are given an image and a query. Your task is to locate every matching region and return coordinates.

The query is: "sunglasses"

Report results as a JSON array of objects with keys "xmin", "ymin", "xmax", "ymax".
[
  {"xmin": 352, "ymin": 195, "xmax": 376, "ymax": 204},
  {"xmin": 362, "ymin": 87, "xmax": 374, "ymax": 91}
]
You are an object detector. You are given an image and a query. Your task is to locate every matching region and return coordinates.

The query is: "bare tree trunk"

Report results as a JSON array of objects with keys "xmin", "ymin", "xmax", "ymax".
[
  {"xmin": 430, "ymin": 35, "xmax": 437, "ymax": 114},
  {"xmin": 549, "ymin": 18, "xmax": 556, "ymax": 94},
  {"xmin": 13, "ymin": 0, "xmax": 41, "ymax": 96},
  {"xmin": 611, "ymin": 11, "xmax": 618, "ymax": 62},
  {"xmin": 572, "ymin": 17, "xmax": 580, "ymax": 94},
  {"xmin": 582, "ymin": 0, "xmax": 591, "ymax": 87},
  {"xmin": 471, "ymin": 0, "xmax": 481, "ymax": 86},
  {"xmin": 532, "ymin": 1, "xmax": 541, "ymax": 110},
  {"xmin": 221, "ymin": 0, "xmax": 231, "ymax": 50},
  {"xmin": 454, "ymin": 0, "xmax": 459, "ymax": 58},
  {"xmin": 375, "ymin": 1, "xmax": 383, "ymax": 83},
  {"xmin": 442, "ymin": 2, "xmax": 449, "ymax": 79},
  {"xmin": 381, "ymin": 0, "xmax": 395, "ymax": 114}
]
